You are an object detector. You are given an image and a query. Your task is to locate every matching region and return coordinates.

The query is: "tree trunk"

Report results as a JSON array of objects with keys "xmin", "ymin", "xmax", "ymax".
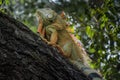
[{"xmin": 0, "ymin": 12, "xmax": 89, "ymax": 80}]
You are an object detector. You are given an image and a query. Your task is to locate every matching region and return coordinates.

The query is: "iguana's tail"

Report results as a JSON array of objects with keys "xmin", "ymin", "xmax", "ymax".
[{"xmin": 71, "ymin": 60, "xmax": 103, "ymax": 80}]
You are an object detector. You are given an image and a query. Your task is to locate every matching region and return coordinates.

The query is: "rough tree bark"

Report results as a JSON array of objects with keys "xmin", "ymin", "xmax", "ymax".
[{"xmin": 0, "ymin": 12, "xmax": 89, "ymax": 80}]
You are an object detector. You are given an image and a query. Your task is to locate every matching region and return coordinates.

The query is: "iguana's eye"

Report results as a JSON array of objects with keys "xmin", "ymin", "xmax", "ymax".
[{"xmin": 47, "ymin": 14, "xmax": 53, "ymax": 19}]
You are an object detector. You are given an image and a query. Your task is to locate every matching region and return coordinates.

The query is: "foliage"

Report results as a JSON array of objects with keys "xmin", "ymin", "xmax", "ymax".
[{"xmin": 0, "ymin": 0, "xmax": 120, "ymax": 80}]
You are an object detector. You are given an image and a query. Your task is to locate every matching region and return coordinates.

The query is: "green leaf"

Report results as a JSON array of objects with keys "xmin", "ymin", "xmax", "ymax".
[
  {"xmin": 86, "ymin": 26, "xmax": 95, "ymax": 39},
  {"xmin": 0, "ymin": 0, "xmax": 2, "ymax": 5},
  {"xmin": 89, "ymin": 48, "xmax": 96, "ymax": 53},
  {"xmin": 100, "ymin": 23, "xmax": 105, "ymax": 29}
]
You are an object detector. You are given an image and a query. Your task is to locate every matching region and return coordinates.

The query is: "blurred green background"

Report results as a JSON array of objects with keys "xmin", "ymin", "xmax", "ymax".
[{"xmin": 0, "ymin": 0, "xmax": 120, "ymax": 80}]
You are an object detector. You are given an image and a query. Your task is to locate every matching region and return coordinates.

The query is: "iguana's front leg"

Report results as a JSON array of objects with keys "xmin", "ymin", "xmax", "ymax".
[
  {"xmin": 37, "ymin": 17, "xmax": 48, "ymax": 43},
  {"xmin": 46, "ymin": 26, "xmax": 58, "ymax": 45},
  {"xmin": 45, "ymin": 26, "xmax": 65, "ymax": 55},
  {"xmin": 37, "ymin": 21, "xmax": 42, "ymax": 34},
  {"xmin": 37, "ymin": 17, "xmax": 45, "ymax": 37}
]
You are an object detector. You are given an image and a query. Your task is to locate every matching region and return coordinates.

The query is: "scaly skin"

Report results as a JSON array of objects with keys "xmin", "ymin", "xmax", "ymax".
[{"xmin": 36, "ymin": 8, "xmax": 103, "ymax": 80}]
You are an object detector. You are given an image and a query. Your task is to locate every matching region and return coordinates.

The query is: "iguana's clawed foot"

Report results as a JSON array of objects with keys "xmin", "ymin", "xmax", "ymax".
[{"xmin": 47, "ymin": 42, "xmax": 65, "ymax": 55}]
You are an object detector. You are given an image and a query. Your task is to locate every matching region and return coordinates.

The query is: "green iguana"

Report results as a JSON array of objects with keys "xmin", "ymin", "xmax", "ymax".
[{"xmin": 36, "ymin": 8, "xmax": 103, "ymax": 80}]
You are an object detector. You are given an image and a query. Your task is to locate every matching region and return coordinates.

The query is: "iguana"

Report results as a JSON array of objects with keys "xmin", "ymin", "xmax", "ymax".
[{"xmin": 36, "ymin": 8, "xmax": 103, "ymax": 80}]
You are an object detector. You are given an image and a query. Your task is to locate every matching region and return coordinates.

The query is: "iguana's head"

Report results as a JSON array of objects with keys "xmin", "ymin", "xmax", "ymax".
[{"xmin": 36, "ymin": 8, "xmax": 57, "ymax": 26}]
